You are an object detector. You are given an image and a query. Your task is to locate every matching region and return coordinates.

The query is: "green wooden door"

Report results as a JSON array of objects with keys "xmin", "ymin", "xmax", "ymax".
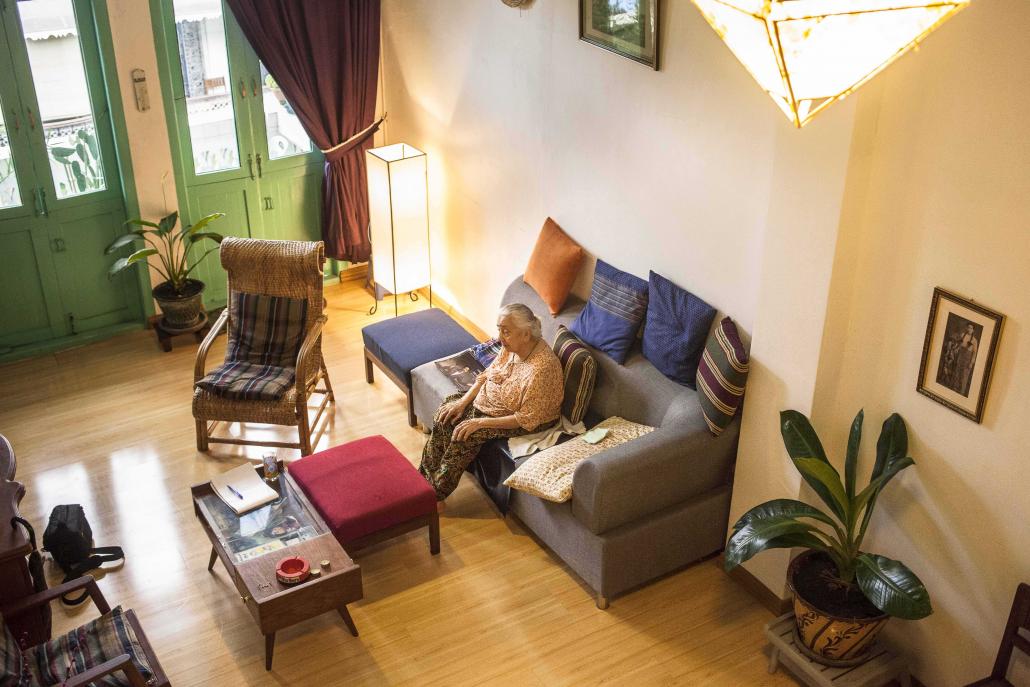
[
  {"xmin": 154, "ymin": 0, "xmax": 324, "ymax": 311},
  {"xmin": 0, "ymin": 0, "xmax": 138, "ymax": 354}
]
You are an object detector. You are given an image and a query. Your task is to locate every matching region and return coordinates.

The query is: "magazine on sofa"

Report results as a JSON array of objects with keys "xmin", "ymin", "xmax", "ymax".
[{"xmin": 435, "ymin": 350, "xmax": 485, "ymax": 391}]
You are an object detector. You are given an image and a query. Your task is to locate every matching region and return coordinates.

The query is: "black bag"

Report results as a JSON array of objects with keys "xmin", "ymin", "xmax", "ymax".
[{"xmin": 42, "ymin": 504, "xmax": 124, "ymax": 605}]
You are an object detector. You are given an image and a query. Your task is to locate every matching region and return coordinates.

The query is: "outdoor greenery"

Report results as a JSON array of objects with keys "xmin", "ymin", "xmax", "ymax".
[
  {"xmin": 105, "ymin": 210, "xmax": 225, "ymax": 294},
  {"xmin": 592, "ymin": 0, "xmax": 645, "ymax": 48},
  {"xmin": 50, "ymin": 127, "xmax": 103, "ymax": 195},
  {"xmin": 725, "ymin": 410, "xmax": 933, "ymax": 621}
]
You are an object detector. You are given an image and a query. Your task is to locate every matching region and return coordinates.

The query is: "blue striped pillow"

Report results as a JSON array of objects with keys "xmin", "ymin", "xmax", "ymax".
[
  {"xmin": 569, "ymin": 260, "xmax": 648, "ymax": 364},
  {"xmin": 696, "ymin": 317, "xmax": 750, "ymax": 436}
]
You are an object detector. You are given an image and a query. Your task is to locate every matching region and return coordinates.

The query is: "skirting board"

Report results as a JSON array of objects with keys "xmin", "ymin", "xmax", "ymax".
[
  {"xmin": 415, "ymin": 287, "xmax": 491, "ymax": 341},
  {"xmin": 718, "ymin": 554, "xmax": 792, "ymax": 617}
]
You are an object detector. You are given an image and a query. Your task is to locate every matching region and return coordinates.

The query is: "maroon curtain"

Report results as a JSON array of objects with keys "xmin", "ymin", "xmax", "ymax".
[{"xmin": 226, "ymin": 0, "xmax": 381, "ymax": 262}]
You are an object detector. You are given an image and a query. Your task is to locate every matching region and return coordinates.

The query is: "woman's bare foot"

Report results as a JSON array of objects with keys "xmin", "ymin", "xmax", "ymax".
[{"xmin": 436, "ymin": 500, "xmax": 446, "ymax": 514}]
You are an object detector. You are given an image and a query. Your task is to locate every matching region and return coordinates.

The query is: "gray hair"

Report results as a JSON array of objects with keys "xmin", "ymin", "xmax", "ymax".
[{"xmin": 498, "ymin": 303, "xmax": 542, "ymax": 339}]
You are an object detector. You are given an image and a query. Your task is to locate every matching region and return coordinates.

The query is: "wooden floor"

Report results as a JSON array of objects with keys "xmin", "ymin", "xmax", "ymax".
[{"xmin": 0, "ymin": 281, "xmax": 802, "ymax": 687}]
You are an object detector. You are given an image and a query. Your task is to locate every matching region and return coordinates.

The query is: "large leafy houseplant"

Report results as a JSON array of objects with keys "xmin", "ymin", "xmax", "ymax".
[
  {"xmin": 725, "ymin": 410, "xmax": 931, "ymax": 664},
  {"xmin": 105, "ymin": 211, "xmax": 224, "ymax": 330}
]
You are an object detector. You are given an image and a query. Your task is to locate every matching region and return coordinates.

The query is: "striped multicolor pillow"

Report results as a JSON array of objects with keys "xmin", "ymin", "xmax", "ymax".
[
  {"xmin": 696, "ymin": 317, "xmax": 749, "ymax": 436},
  {"xmin": 552, "ymin": 325, "xmax": 597, "ymax": 425}
]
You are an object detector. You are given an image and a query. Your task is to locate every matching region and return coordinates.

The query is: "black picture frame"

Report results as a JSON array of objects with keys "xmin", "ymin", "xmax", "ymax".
[
  {"xmin": 916, "ymin": 287, "xmax": 1004, "ymax": 423},
  {"xmin": 579, "ymin": 0, "xmax": 660, "ymax": 70}
]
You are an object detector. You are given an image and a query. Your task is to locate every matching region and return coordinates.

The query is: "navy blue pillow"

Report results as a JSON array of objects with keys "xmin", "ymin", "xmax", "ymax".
[
  {"xmin": 569, "ymin": 259, "xmax": 648, "ymax": 364},
  {"xmin": 642, "ymin": 271, "xmax": 717, "ymax": 387}
]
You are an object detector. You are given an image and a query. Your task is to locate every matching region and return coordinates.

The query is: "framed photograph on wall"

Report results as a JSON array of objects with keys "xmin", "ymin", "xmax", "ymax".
[
  {"xmin": 917, "ymin": 287, "xmax": 1004, "ymax": 423},
  {"xmin": 580, "ymin": 0, "xmax": 660, "ymax": 70}
]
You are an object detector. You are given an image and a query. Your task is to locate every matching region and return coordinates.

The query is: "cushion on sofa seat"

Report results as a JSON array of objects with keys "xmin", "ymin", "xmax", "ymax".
[
  {"xmin": 196, "ymin": 360, "xmax": 296, "ymax": 401},
  {"xmin": 551, "ymin": 325, "xmax": 597, "ymax": 425},
  {"xmin": 362, "ymin": 308, "xmax": 479, "ymax": 385},
  {"xmin": 1, "ymin": 617, "xmax": 28, "ymax": 686},
  {"xmin": 290, "ymin": 436, "xmax": 437, "ymax": 543},
  {"xmin": 22, "ymin": 606, "xmax": 153, "ymax": 687},
  {"xmin": 570, "ymin": 259, "xmax": 648, "ymax": 364},
  {"xmin": 696, "ymin": 317, "xmax": 750, "ymax": 436},
  {"xmin": 642, "ymin": 271, "xmax": 717, "ymax": 388}
]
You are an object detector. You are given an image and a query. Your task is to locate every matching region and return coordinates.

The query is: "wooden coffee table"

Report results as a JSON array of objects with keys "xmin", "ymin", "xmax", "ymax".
[{"xmin": 192, "ymin": 465, "xmax": 362, "ymax": 670}]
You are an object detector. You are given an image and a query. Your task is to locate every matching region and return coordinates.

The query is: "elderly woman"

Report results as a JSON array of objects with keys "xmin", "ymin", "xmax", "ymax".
[{"xmin": 419, "ymin": 303, "xmax": 563, "ymax": 501}]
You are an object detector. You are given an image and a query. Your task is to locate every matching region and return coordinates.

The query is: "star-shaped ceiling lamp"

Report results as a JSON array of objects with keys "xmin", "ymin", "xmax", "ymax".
[{"xmin": 691, "ymin": 0, "xmax": 971, "ymax": 128}]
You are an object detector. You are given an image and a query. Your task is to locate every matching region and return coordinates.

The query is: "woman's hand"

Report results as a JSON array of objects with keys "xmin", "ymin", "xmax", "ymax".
[
  {"xmin": 440, "ymin": 399, "xmax": 471, "ymax": 425},
  {"xmin": 452, "ymin": 417, "xmax": 485, "ymax": 442}
]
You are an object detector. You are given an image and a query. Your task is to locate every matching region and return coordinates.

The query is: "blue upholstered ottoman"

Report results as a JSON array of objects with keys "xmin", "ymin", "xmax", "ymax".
[{"xmin": 362, "ymin": 308, "xmax": 478, "ymax": 426}]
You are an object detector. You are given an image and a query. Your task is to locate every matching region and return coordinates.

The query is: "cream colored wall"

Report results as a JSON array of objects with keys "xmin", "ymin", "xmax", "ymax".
[
  {"xmin": 812, "ymin": 2, "xmax": 1030, "ymax": 684},
  {"xmin": 105, "ymin": 0, "xmax": 179, "ymax": 291}
]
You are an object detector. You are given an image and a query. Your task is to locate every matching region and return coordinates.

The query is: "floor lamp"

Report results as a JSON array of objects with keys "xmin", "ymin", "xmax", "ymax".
[{"xmin": 365, "ymin": 143, "xmax": 431, "ymax": 316}]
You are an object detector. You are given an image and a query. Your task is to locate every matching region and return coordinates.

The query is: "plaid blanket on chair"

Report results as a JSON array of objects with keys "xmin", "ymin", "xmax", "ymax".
[{"xmin": 197, "ymin": 292, "xmax": 308, "ymax": 401}]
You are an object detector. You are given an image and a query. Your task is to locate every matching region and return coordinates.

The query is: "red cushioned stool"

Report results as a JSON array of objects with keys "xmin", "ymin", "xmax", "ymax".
[{"xmin": 290, "ymin": 435, "xmax": 440, "ymax": 554}]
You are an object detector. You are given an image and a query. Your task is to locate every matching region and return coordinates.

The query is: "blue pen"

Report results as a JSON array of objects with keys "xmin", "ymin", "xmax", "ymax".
[{"xmin": 226, "ymin": 484, "xmax": 244, "ymax": 500}]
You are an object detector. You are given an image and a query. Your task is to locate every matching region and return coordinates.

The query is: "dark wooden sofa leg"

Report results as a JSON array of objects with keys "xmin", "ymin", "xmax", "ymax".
[
  {"xmin": 596, "ymin": 592, "xmax": 609, "ymax": 610},
  {"xmin": 429, "ymin": 511, "xmax": 440, "ymax": 555},
  {"xmin": 406, "ymin": 390, "xmax": 417, "ymax": 427},
  {"xmin": 364, "ymin": 348, "xmax": 374, "ymax": 384}
]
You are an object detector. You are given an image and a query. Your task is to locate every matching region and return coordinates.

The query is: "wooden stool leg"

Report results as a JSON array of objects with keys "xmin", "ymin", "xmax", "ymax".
[
  {"xmin": 338, "ymin": 605, "xmax": 359, "ymax": 637},
  {"xmin": 406, "ymin": 390, "xmax": 417, "ymax": 427},
  {"xmin": 264, "ymin": 632, "xmax": 275, "ymax": 671},
  {"xmin": 364, "ymin": 349, "xmax": 374, "ymax": 383},
  {"xmin": 595, "ymin": 592, "xmax": 609, "ymax": 610},
  {"xmin": 429, "ymin": 511, "xmax": 440, "ymax": 555},
  {"xmin": 207, "ymin": 546, "xmax": 217, "ymax": 571},
  {"xmin": 767, "ymin": 647, "xmax": 779, "ymax": 674}
]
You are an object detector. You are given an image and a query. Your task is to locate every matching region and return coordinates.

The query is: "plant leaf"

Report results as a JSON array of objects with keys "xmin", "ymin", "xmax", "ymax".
[
  {"xmin": 873, "ymin": 413, "xmax": 908, "ymax": 481},
  {"xmin": 125, "ymin": 247, "xmax": 158, "ymax": 265},
  {"xmin": 724, "ymin": 516, "xmax": 823, "ymax": 569},
  {"xmin": 732, "ymin": 498, "xmax": 837, "ymax": 533},
  {"xmin": 104, "ymin": 231, "xmax": 144, "ymax": 255},
  {"xmin": 852, "ymin": 456, "xmax": 915, "ymax": 520},
  {"xmin": 793, "ymin": 457, "xmax": 848, "ymax": 522},
  {"xmin": 107, "ymin": 256, "xmax": 130, "ymax": 278},
  {"xmin": 724, "ymin": 531, "xmax": 829, "ymax": 572},
  {"xmin": 184, "ymin": 212, "xmax": 225, "ymax": 236},
  {"xmin": 781, "ymin": 410, "xmax": 830, "ymax": 464},
  {"xmin": 186, "ymin": 231, "xmax": 223, "ymax": 244},
  {"xmin": 855, "ymin": 553, "xmax": 932, "ymax": 619},
  {"xmin": 157, "ymin": 211, "xmax": 178, "ymax": 236},
  {"xmin": 125, "ymin": 217, "xmax": 160, "ymax": 229},
  {"xmin": 845, "ymin": 409, "xmax": 863, "ymax": 499},
  {"xmin": 50, "ymin": 146, "xmax": 75, "ymax": 160}
]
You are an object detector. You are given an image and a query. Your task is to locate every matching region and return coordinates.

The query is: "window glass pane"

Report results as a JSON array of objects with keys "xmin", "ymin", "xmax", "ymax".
[
  {"xmin": 17, "ymin": 0, "xmax": 106, "ymax": 199},
  {"xmin": 261, "ymin": 63, "xmax": 312, "ymax": 160},
  {"xmin": 0, "ymin": 95, "xmax": 21, "ymax": 209},
  {"xmin": 172, "ymin": 0, "xmax": 240, "ymax": 174}
]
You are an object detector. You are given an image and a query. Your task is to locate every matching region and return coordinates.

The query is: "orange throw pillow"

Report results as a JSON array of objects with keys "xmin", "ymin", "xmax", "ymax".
[{"xmin": 523, "ymin": 218, "xmax": 585, "ymax": 315}]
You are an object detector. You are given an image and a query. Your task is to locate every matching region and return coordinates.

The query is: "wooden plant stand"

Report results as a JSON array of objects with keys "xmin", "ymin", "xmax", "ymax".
[
  {"xmin": 765, "ymin": 613, "xmax": 911, "ymax": 687},
  {"xmin": 150, "ymin": 312, "xmax": 212, "ymax": 352}
]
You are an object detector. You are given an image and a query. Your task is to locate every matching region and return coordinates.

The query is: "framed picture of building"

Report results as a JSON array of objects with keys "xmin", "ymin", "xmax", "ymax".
[
  {"xmin": 917, "ymin": 287, "xmax": 1004, "ymax": 423},
  {"xmin": 580, "ymin": 0, "xmax": 660, "ymax": 70}
]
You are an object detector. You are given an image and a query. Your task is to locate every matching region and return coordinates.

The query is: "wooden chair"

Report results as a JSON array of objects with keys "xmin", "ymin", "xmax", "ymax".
[
  {"xmin": 0, "ymin": 576, "xmax": 169, "ymax": 686},
  {"xmin": 193, "ymin": 238, "xmax": 335, "ymax": 456},
  {"xmin": 965, "ymin": 583, "xmax": 1030, "ymax": 686}
]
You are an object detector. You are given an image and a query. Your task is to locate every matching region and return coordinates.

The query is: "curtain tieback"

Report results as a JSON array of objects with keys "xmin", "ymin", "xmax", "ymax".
[{"xmin": 321, "ymin": 114, "xmax": 387, "ymax": 161}]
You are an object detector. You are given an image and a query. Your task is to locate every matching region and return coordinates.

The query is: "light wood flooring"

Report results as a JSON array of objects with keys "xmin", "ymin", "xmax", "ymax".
[{"xmin": 0, "ymin": 281, "xmax": 802, "ymax": 686}]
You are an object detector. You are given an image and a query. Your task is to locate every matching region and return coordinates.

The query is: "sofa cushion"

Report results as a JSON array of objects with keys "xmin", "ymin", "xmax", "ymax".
[
  {"xmin": 1, "ymin": 617, "xmax": 28, "ymax": 687},
  {"xmin": 22, "ymin": 606, "xmax": 153, "ymax": 687},
  {"xmin": 196, "ymin": 361, "xmax": 296, "ymax": 401},
  {"xmin": 362, "ymin": 308, "xmax": 479, "ymax": 386},
  {"xmin": 523, "ymin": 218, "xmax": 585, "ymax": 315},
  {"xmin": 290, "ymin": 436, "xmax": 437, "ymax": 543},
  {"xmin": 642, "ymin": 271, "xmax": 717, "ymax": 388},
  {"xmin": 505, "ymin": 417, "xmax": 654, "ymax": 503},
  {"xmin": 570, "ymin": 259, "xmax": 648, "ymax": 364},
  {"xmin": 696, "ymin": 317, "xmax": 750, "ymax": 436},
  {"xmin": 551, "ymin": 325, "xmax": 597, "ymax": 425}
]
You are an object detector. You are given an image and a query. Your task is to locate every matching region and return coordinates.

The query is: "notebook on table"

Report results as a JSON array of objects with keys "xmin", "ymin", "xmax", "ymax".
[{"xmin": 211, "ymin": 464, "xmax": 279, "ymax": 515}]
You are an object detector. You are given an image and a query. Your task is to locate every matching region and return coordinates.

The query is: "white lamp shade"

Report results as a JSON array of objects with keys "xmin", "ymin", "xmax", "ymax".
[
  {"xmin": 691, "ymin": 0, "xmax": 970, "ymax": 127},
  {"xmin": 366, "ymin": 143, "xmax": 430, "ymax": 295}
]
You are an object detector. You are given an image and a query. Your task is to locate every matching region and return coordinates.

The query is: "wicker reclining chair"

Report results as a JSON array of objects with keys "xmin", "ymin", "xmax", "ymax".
[{"xmin": 193, "ymin": 238, "xmax": 334, "ymax": 456}]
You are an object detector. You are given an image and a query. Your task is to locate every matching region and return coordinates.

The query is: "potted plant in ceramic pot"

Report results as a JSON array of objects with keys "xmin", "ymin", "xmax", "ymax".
[
  {"xmin": 105, "ymin": 211, "xmax": 225, "ymax": 332},
  {"xmin": 725, "ymin": 410, "xmax": 932, "ymax": 667}
]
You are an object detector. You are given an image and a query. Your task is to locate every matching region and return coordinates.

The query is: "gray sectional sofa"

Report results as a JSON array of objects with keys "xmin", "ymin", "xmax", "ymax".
[{"xmin": 411, "ymin": 276, "xmax": 740, "ymax": 608}]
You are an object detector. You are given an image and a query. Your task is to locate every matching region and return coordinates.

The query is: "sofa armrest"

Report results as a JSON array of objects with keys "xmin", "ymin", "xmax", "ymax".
[{"xmin": 570, "ymin": 416, "xmax": 740, "ymax": 535}]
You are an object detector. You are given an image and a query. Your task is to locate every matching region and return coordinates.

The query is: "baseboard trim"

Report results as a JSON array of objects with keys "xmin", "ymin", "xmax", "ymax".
[
  {"xmin": 416, "ymin": 287, "xmax": 490, "ymax": 341},
  {"xmin": 718, "ymin": 554, "xmax": 792, "ymax": 617},
  {"xmin": 338, "ymin": 262, "xmax": 367, "ymax": 283}
]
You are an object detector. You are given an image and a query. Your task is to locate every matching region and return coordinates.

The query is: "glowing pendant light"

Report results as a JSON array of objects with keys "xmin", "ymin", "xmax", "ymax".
[{"xmin": 691, "ymin": 0, "xmax": 970, "ymax": 127}]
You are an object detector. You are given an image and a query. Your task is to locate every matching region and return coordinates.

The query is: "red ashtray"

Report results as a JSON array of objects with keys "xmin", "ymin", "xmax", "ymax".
[{"xmin": 275, "ymin": 556, "xmax": 310, "ymax": 585}]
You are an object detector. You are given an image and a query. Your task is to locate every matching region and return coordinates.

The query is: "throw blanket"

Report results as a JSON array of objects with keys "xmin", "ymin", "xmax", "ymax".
[{"xmin": 504, "ymin": 417, "xmax": 654, "ymax": 503}]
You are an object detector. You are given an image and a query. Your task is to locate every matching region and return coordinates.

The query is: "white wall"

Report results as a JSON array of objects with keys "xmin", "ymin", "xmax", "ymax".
[{"xmin": 381, "ymin": 1, "xmax": 1029, "ymax": 685}]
